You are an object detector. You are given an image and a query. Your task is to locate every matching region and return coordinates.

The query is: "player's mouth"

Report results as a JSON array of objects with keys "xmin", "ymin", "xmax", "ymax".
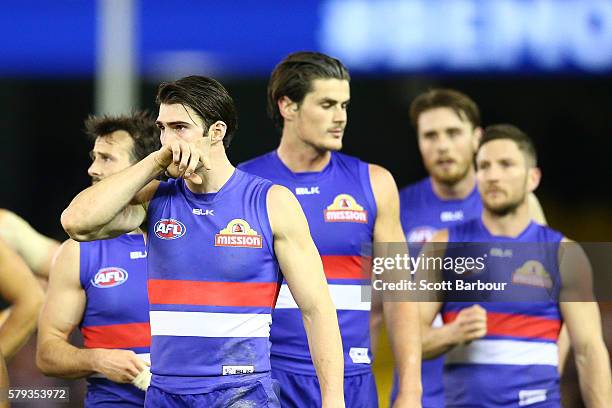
[
  {"xmin": 436, "ymin": 158, "xmax": 456, "ymax": 169},
  {"xmin": 328, "ymin": 128, "xmax": 344, "ymax": 138}
]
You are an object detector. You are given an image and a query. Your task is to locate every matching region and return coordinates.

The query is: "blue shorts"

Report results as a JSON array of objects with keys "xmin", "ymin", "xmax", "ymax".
[
  {"xmin": 145, "ymin": 377, "xmax": 280, "ymax": 408},
  {"xmin": 271, "ymin": 368, "xmax": 378, "ymax": 408},
  {"xmin": 85, "ymin": 388, "xmax": 145, "ymax": 407}
]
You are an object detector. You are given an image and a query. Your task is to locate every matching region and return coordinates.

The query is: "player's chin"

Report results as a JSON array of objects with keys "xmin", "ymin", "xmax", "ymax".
[{"xmin": 322, "ymin": 139, "xmax": 343, "ymax": 152}]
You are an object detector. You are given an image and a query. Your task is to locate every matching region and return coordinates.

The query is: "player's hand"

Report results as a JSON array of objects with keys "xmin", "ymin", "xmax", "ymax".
[
  {"xmin": 449, "ymin": 304, "xmax": 487, "ymax": 343},
  {"xmin": 392, "ymin": 392, "xmax": 422, "ymax": 408},
  {"xmin": 153, "ymin": 132, "xmax": 212, "ymax": 184},
  {"xmin": 92, "ymin": 349, "xmax": 150, "ymax": 383}
]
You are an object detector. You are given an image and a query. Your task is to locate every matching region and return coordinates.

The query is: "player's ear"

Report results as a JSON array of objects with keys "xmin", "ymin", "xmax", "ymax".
[
  {"xmin": 278, "ymin": 96, "xmax": 298, "ymax": 123},
  {"xmin": 527, "ymin": 166, "xmax": 541, "ymax": 192},
  {"xmin": 472, "ymin": 126, "xmax": 483, "ymax": 151},
  {"xmin": 207, "ymin": 121, "xmax": 227, "ymax": 144}
]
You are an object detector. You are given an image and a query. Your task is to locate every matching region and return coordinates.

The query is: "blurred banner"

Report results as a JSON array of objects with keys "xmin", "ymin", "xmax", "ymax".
[{"xmin": 2, "ymin": 0, "xmax": 612, "ymax": 77}]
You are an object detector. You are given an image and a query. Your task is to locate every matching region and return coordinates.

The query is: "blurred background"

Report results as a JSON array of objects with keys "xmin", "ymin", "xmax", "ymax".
[{"xmin": 0, "ymin": 0, "xmax": 610, "ymax": 406}]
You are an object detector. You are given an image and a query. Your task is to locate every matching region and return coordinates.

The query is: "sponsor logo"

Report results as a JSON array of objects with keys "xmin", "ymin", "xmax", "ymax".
[
  {"xmin": 349, "ymin": 347, "xmax": 371, "ymax": 364},
  {"xmin": 92, "ymin": 267, "xmax": 128, "ymax": 288},
  {"xmin": 490, "ymin": 247, "xmax": 513, "ymax": 258},
  {"xmin": 192, "ymin": 208, "xmax": 214, "ymax": 216},
  {"xmin": 130, "ymin": 251, "xmax": 147, "ymax": 259},
  {"xmin": 324, "ymin": 194, "xmax": 368, "ymax": 223},
  {"xmin": 519, "ymin": 389, "xmax": 547, "ymax": 406},
  {"xmin": 440, "ymin": 210, "xmax": 464, "ymax": 222},
  {"xmin": 407, "ymin": 226, "xmax": 437, "ymax": 243},
  {"xmin": 222, "ymin": 365, "xmax": 254, "ymax": 375},
  {"xmin": 154, "ymin": 219, "xmax": 186, "ymax": 240},
  {"xmin": 215, "ymin": 219, "xmax": 263, "ymax": 248},
  {"xmin": 512, "ymin": 260, "xmax": 553, "ymax": 289},
  {"xmin": 295, "ymin": 186, "xmax": 320, "ymax": 195}
]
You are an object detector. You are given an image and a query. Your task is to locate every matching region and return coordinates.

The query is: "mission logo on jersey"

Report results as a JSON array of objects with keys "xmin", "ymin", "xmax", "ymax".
[
  {"xmin": 92, "ymin": 267, "xmax": 129, "ymax": 288},
  {"xmin": 324, "ymin": 194, "xmax": 368, "ymax": 224},
  {"xmin": 214, "ymin": 219, "xmax": 263, "ymax": 248},
  {"xmin": 512, "ymin": 260, "xmax": 553, "ymax": 289},
  {"xmin": 154, "ymin": 218, "xmax": 186, "ymax": 240}
]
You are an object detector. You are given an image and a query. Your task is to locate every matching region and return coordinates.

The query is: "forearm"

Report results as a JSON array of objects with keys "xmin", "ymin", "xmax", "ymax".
[
  {"xmin": 302, "ymin": 304, "xmax": 344, "ymax": 405},
  {"xmin": 37, "ymin": 338, "xmax": 99, "ymax": 379},
  {"xmin": 385, "ymin": 302, "xmax": 422, "ymax": 397},
  {"xmin": 62, "ymin": 154, "xmax": 161, "ymax": 238},
  {"xmin": 575, "ymin": 341, "xmax": 612, "ymax": 408},
  {"xmin": 422, "ymin": 323, "xmax": 458, "ymax": 359},
  {"xmin": 0, "ymin": 298, "xmax": 42, "ymax": 360}
]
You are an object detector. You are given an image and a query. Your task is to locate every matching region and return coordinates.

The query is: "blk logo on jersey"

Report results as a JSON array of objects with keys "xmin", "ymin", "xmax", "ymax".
[
  {"xmin": 215, "ymin": 219, "xmax": 263, "ymax": 248},
  {"xmin": 92, "ymin": 267, "xmax": 129, "ymax": 288},
  {"xmin": 324, "ymin": 194, "xmax": 368, "ymax": 223},
  {"xmin": 154, "ymin": 218, "xmax": 186, "ymax": 240},
  {"xmin": 295, "ymin": 186, "xmax": 320, "ymax": 195},
  {"xmin": 440, "ymin": 210, "xmax": 464, "ymax": 222},
  {"xmin": 192, "ymin": 208, "xmax": 214, "ymax": 216},
  {"xmin": 512, "ymin": 260, "xmax": 553, "ymax": 289}
]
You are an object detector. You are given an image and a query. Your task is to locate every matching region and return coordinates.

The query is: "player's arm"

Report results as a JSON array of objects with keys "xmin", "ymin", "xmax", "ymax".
[
  {"xmin": 369, "ymin": 287, "xmax": 384, "ymax": 356},
  {"xmin": 61, "ymin": 152, "xmax": 164, "ymax": 241},
  {"xmin": 0, "ymin": 239, "xmax": 44, "ymax": 360},
  {"xmin": 369, "ymin": 164, "xmax": 422, "ymax": 406},
  {"xmin": 558, "ymin": 239, "xmax": 611, "ymax": 407},
  {"xmin": 0, "ymin": 209, "xmax": 60, "ymax": 278},
  {"xmin": 418, "ymin": 230, "xmax": 487, "ymax": 359},
  {"xmin": 37, "ymin": 240, "xmax": 148, "ymax": 382},
  {"xmin": 267, "ymin": 185, "xmax": 344, "ymax": 408},
  {"xmin": 527, "ymin": 193, "xmax": 547, "ymax": 225},
  {"xmin": 0, "ymin": 351, "xmax": 8, "ymax": 408},
  {"xmin": 557, "ymin": 324, "xmax": 570, "ymax": 375}
]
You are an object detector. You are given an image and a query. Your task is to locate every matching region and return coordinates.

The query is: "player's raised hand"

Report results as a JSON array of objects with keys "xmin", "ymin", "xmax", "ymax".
[
  {"xmin": 153, "ymin": 140, "xmax": 206, "ymax": 184},
  {"xmin": 450, "ymin": 304, "xmax": 487, "ymax": 343},
  {"xmin": 92, "ymin": 349, "xmax": 150, "ymax": 383}
]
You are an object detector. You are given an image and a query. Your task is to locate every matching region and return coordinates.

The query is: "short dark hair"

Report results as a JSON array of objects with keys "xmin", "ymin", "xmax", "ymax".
[
  {"xmin": 479, "ymin": 124, "xmax": 537, "ymax": 166},
  {"xmin": 156, "ymin": 75, "xmax": 238, "ymax": 149},
  {"xmin": 267, "ymin": 51, "xmax": 350, "ymax": 130},
  {"xmin": 410, "ymin": 88, "xmax": 481, "ymax": 130},
  {"xmin": 84, "ymin": 111, "xmax": 161, "ymax": 162}
]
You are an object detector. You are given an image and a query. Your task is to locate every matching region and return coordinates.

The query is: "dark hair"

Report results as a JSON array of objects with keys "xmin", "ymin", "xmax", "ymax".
[
  {"xmin": 479, "ymin": 124, "xmax": 537, "ymax": 166},
  {"xmin": 267, "ymin": 51, "xmax": 350, "ymax": 130},
  {"xmin": 156, "ymin": 75, "xmax": 238, "ymax": 149},
  {"xmin": 410, "ymin": 88, "xmax": 481, "ymax": 130},
  {"xmin": 84, "ymin": 111, "xmax": 161, "ymax": 162}
]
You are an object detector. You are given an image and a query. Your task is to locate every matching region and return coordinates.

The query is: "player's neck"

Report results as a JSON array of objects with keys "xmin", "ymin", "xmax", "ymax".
[
  {"xmin": 277, "ymin": 132, "xmax": 331, "ymax": 173},
  {"xmin": 185, "ymin": 149, "xmax": 235, "ymax": 194},
  {"xmin": 430, "ymin": 167, "xmax": 476, "ymax": 200},
  {"xmin": 481, "ymin": 201, "xmax": 531, "ymax": 238}
]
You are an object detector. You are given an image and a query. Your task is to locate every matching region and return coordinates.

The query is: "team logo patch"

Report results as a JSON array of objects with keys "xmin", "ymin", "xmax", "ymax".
[
  {"xmin": 512, "ymin": 260, "xmax": 553, "ymax": 289},
  {"xmin": 154, "ymin": 218, "xmax": 186, "ymax": 240},
  {"xmin": 92, "ymin": 267, "xmax": 128, "ymax": 288},
  {"xmin": 324, "ymin": 194, "xmax": 368, "ymax": 223},
  {"xmin": 215, "ymin": 219, "xmax": 263, "ymax": 248}
]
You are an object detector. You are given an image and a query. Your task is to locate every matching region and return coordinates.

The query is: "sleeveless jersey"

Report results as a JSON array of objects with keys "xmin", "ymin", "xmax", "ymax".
[
  {"xmin": 239, "ymin": 151, "xmax": 377, "ymax": 375},
  {"xmin": 146, "ymin": 170, "xmax": 281, "ymax": 394},
  {"xmin": 442, "ymin": 218, "xmax": 563, "ymax": 407},
  {"xmin": 397, "ymin": 177, "xmax": 482, "ymax": 407},
  {"xmin": 79, "ymin": 234, "xmax": 150, "ymax": 405}
]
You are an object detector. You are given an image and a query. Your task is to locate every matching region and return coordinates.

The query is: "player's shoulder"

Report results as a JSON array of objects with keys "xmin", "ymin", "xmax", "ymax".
[
  {"xmin": 237, "ymin": 151, "xmax": 276, "ymax": 173},
  {"xmin": 399, "ymin": 177, "xmax": 430, "ymax": 200}
]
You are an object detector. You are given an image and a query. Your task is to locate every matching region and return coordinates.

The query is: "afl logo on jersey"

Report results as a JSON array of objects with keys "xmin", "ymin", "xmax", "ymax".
[
  {"xmin": 215, "ymin": 219, "xmax": 263, "ymax": 248},
  {"xmin": 407, "ymin": 226, "xmax": 437, "ymax": 243},
  {"xmin": 324, "ymin": 194, "xmax": 368, "ymax": 223},
  {"xmin": 92, "ymin": 267, "xmax": 128, "ymax": 288},
  {"xmin": 154, "ymin": 218, "xmax": 186, "ymax": 240}
]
